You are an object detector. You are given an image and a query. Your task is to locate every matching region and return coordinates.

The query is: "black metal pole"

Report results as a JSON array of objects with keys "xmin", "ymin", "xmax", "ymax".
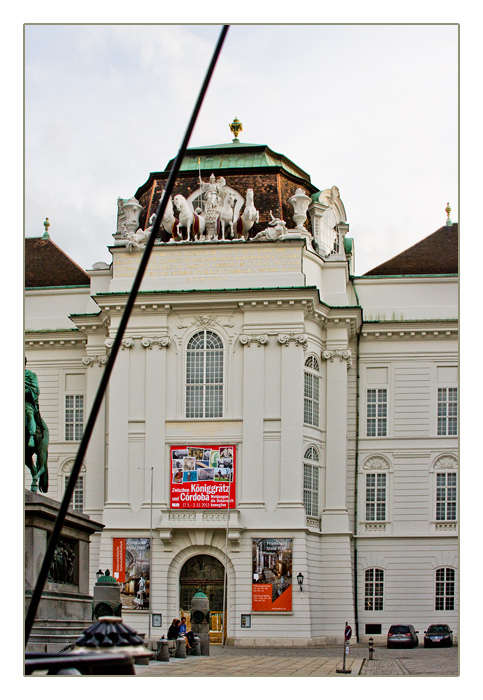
[{"xmin": 25, "ymin": 24, "xmax": 230, "ymax": 646}]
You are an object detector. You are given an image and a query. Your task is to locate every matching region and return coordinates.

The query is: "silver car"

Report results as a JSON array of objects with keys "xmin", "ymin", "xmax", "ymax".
[{"xmin": 387, "ymin": 624, "xmax": 419, "ymax": 648}]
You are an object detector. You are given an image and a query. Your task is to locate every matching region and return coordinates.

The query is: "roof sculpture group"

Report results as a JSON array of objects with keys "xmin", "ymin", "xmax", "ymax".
[{"xmin": 116, "ymin": 172, "xmax": 319, "ymax": 252}]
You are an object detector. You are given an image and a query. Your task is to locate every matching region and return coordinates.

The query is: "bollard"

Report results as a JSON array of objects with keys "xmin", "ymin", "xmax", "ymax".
[
  {"xmin": 368, "ymin": 637, "xmax": 374, "ymax": 660},
  {"xmin": 156, "ymin": 639, "xmax": 170, "ymax": 662},
  {"xmin": 175, "ymin": 637, "xmax": 187, "ymax": 658},
  {"xmin": 191, "ymin": 636, "xmax": 201, "ymax": 656}
]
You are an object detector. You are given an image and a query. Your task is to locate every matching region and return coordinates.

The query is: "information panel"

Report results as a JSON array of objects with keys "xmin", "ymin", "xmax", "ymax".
[
  {"xmin": 252, "ymin": 538, "xmax": 293, "ymax": 612},
  {"xmin": 170, "ymin": 445, "xmax": 236, "ymax": 509}
]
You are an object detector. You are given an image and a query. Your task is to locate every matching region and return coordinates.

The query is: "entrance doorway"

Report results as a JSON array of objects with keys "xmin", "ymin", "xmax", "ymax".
[{"xmin": 179, "ymin": 555, "xmax": 226, "ymax": 644}]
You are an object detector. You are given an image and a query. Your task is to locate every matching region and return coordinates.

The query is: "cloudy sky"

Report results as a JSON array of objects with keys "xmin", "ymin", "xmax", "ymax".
[{"xmin": 24, "ymin": 23, "xmax": 458, "ymax": 276}]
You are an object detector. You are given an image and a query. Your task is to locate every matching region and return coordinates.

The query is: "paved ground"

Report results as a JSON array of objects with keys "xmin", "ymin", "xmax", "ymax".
[{"xmin": 134, "ymin": 643, "xmax": 458, "ymax": 677}]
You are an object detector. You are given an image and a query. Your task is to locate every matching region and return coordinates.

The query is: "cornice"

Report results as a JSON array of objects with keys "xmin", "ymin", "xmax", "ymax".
[{"xmin": 361, "ymin": 321, "xmax": 458, "ymax": 340}]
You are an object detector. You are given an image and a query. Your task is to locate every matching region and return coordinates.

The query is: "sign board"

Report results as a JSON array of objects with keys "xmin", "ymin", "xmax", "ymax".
[
  {"xmin": 112, "ymin": 537, "xmax": 150, "ymax": 609},
  {"xmin": 170, "ymin": 445, "xmax": 236, "ymax": 509},
  {"xmin": 252, "ymin": 538, "xmax": 293, "ymax": 612}
]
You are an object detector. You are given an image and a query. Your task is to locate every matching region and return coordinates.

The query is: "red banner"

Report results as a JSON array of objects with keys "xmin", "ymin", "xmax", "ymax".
[
  {"xmin": 170, "ymin": 445, "xmax": 235, "ymax": 509},
  {"xmin": 113, "ymin": 537, "xmax": 126, "ymax": 583}
]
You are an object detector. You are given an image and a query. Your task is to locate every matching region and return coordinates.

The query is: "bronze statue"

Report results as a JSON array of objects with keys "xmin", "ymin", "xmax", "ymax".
[{"xmin": 25, "ymin": 358, "xmax": 49, "ymax": 493}]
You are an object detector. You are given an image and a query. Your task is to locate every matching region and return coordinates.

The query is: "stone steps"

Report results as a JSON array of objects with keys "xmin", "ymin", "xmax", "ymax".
[{"xmin": 26, "ymin": 619, "xmax": 92, "ymax": 653}]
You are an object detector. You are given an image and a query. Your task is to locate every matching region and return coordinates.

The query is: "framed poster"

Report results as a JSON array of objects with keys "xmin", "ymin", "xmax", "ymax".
[
  {"xmin": 113, "ymin": 537, "xmax": 150, "ymax": 609},
  {"xmin": 170, "ymin": 445, "xmax": 236, "ymax": 509},
  {"xmin": 252, "ymin": 538, "xmax": 293, "ymax": 612}
]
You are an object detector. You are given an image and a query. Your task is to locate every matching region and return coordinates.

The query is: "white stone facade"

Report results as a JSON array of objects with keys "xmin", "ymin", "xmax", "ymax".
[{"xmin": 25, "ymin": 178, "xmax": 458, "ymax": 647}]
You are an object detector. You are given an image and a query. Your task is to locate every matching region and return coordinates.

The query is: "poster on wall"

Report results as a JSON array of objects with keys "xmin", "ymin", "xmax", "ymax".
[
  {"xmin": 170, "ymin": 445, "xmax": 236, "ymax": 509},
  {"xmin": 252, "ymin": 538, "xmax": 293, "ymax": 612},
  {"xmin": 113, "ymin": 537, "xmax": 150, "ymax": 609}
]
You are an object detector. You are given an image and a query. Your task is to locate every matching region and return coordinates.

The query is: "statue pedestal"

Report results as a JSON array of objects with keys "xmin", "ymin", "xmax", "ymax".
[{"xmin": 25, "ymin": 490, "xmax": 104, "ymax": 652}]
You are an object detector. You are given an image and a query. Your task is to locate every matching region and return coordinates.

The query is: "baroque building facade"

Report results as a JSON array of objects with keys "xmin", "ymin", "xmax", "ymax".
[{"xmin": 25, "ymin": 135, "xmax": 458, "ymax": 646}]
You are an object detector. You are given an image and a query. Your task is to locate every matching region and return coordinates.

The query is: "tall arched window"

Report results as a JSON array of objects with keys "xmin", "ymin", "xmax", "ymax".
[
  {"xmin": 365, "ymin": 568, "xmax": 384, "ymax": 611},
  {"xmin": 435, "ymin": 568, "xmax": 455, "ymax": 610},
  {"xmin": 304, "ymin": 356, "xmax": 320, "ymax": 427},
  {"xmin": 303, "ymin": 446, "xmax": 320, "ymax": 517},
  {"xmin": 186, "ymin": 330, "xmax": 224, "ymax": 418}
]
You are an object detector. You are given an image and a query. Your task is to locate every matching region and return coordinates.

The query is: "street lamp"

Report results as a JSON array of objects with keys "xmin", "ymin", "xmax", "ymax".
[
  {"xmin": 297, "ymin": 573, "xmax": 304, "ymax": 591},
  {"xmin": 96, "ymin": 569, "xmax": 104, "ymax": 581}
]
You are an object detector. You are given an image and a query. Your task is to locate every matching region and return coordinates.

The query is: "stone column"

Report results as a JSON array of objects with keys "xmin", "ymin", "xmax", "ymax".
[
  {"xmin": 105, "ymin": 338, "xmax": 133, "ymax": 505},
  {"xmin": 239, "ymin": 334, "xmax": 267, "ymax": 507},
  {"xmin": 278, "ymin": 333, "xmax": 306, "ymax": 507},
  {"xmin": 82, "ymin": 353, "xmax": 108, "ymax": 519},
  {"xmin": 321, "ymin": 328, "xmax": 352, "ymax": 532},
  {"xmin": 143, "ymin": 336, "xmax": 170, "ymax": 506}
]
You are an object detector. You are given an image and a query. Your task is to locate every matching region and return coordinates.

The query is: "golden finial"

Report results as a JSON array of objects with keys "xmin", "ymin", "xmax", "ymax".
[
  {"xmin": 42, "ymin": 217, "xmax": 50, "ymax": 239},
  {"xmin": 445, "ymin": 202, "xmax": 452, "ymax": 226},
  {"xmin": 229, "ymin": 117, "xmax": 243, "ymax": 142}
]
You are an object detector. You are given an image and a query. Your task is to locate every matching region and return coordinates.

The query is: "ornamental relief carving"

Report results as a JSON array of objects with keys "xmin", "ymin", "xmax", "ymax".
[
  {"xmin": 104, "ymin": 337, "xmax": 134, "ymax": 350},
  {"xmin": 82, "ymin": 354, "xmax": 108, "ymax": 367},
  {"xmin": 433, "ymin": 455, "xmax": 458, "ymax": 470},
  {"xmin": 321, "ymin": 348, "xmax": 352, "ymax": 368},
  {"xmin": 239, "ymin": 334, "xmax": 269, "ymax": 347},
  {"xmin": 277, "ymin": 333, "xmax": 308, "ymax": 350},
  {"xmin": 362, "ymin": 455, "xmax": 390, "ymax": 471},
  {"xmin": 141, "ymin": 336, "xmax": 171, "ymax": 349}
]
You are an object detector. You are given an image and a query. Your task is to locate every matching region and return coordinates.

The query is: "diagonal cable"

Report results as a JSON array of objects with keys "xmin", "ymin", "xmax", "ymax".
[{"xmin": 25, "ymin": 24, "xmax": 230, "ymax": 645}]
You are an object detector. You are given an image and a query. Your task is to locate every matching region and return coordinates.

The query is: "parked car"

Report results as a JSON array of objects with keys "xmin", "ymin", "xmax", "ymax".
[
  {"xmin": 424, "ymin": 624, "xmax": 453, "ymax": 647},
  {"xmin": 387, "ymin": 624, "xmax": 419, "ymax": 648}
]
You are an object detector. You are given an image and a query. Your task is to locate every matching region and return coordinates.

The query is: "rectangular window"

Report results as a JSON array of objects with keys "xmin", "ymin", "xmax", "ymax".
[
  {"xmin": 436, "ymin": 472, "xmax": 457, "ymax": 521},
  {"xmin": 65, "ymin": 395, "xmax": 84, "ymax": 441},
  {"xmin": 437, "ymin": 387, "xmax": 458, "ymax": 436},
  {"xmin": 366, "ymin": 473, "xmax": 386, "ymax": 521},
  {"xmin": 64, "ymin": 475, "xmax": 84, "ymax": 513},
  {"xmin": 367, "ymin": 389, "xmax": 387, "ymax": 437}
]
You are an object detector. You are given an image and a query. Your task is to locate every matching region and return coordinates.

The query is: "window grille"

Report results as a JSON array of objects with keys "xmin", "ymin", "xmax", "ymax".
[
  {"xmin": 436, "ymin": 472, "xmax": 457, "ymax": 521},
  {"xmin": 435, "ymin": 568, "xmax": 455, "ymax": 610},
  {"xmin": 186, "ymin": 330, "xmax": 223, "ymax": 418},
  {"xmin": 437, "ymin": 388, "xmax": 458, "ymax": 436},
  {"xmin": 303, "ymin": 446, "xmax": 320, "ymax": 517},
  {"xmin": 367, "ymin": 389, "xmax": 387, "ymax": 437},
  {"xmin": 365, "ymin": 568, "xmax": 384, "ymax": 611},
  {"xmin": 304, "ymin": 356, "xmax": 320, "ymax": 427},
  {"xmin": 65, "ymin": 395, "xmax": 84, "ymax": 441},
  {"xmin": 365, "ymin": 473, "xmax": 386, "ymax": 521}
]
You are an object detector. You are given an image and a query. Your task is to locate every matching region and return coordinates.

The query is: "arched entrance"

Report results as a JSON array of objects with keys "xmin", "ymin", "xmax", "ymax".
[{"xmin": 179, "ymin": 555, "xmax": 226, "ymax": 643}]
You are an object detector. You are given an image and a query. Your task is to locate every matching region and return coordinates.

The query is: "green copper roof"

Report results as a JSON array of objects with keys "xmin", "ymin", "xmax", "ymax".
[{"xmin": 164, "ymin": 142, "xmax": 311, "ymax": 182}]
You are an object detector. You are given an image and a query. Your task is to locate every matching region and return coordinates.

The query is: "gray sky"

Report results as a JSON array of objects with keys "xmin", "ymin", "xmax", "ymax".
[{"xmin": 24, "ymin": 23, "xmax": 458, "ymax": 276}]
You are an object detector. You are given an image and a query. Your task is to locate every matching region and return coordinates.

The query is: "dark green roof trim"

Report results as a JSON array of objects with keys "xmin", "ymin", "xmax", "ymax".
[
  {"xmin": 94, "ymin": 285, "xmax": 320, "ymax": 297},
  {"xmin": 24, "ymin": 327, "xmax": 81, "ymax": 333},
  {"xmin": 25, "ymin": 285, "xmax": 90, "ymax": 291},
  {"xmin": 353, "ymin": 274, "xmax": 458, "ymax": 280},
  {"xmin": 69, "ymin": 311, "xmax": 102, "ymax": 318},
  {"xmin": 363, "ymin": 318, "xmax": 458, "ymax": 324}
]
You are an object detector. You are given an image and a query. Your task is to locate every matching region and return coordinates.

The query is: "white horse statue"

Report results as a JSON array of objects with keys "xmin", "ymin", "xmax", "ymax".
[
  {"xmin": 173, "ymin": 194, "xmax": 206, "ymax": 241},
  {"xmin": 217, "ymin": 193, "xmax": 235, "ymax": 240},
  {"xmin": 234, "ymin": 188, "xmax": 259, "ymax": 240},
  {"xmin": 159, "ymin": 190, "xmax": 180, "ymax": 241}
]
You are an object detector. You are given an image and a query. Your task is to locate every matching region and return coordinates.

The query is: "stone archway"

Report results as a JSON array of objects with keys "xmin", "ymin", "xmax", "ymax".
[{"xmin": 179, "ymin": 554, "xmax": 226, "ymax": 643}]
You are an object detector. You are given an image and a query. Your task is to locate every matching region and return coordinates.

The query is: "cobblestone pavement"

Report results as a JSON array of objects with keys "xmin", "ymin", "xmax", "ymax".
[{"xmin": 134, "ymin": 644, "xmax": 458, "ymax": 677}]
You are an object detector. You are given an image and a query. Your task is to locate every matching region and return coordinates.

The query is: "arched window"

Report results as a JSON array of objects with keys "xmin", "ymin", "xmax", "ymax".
[
  {"xmin": 303, "ymin": 446, "xmax": 320, "ymax": 517},
  {"xmin": 435, "ymin": 568, "xmax": 455, "ymax": 610},
  {"xmin": 186, "ymin": 330, "xmax": 224, "ymax": 418},
  {"xmin": 365, "ymin": 568, "xmax": 384, "ymax": 611},
  {"xmin": 304, "ymin": 356, "xmax": 320, "ymax": 427}
]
